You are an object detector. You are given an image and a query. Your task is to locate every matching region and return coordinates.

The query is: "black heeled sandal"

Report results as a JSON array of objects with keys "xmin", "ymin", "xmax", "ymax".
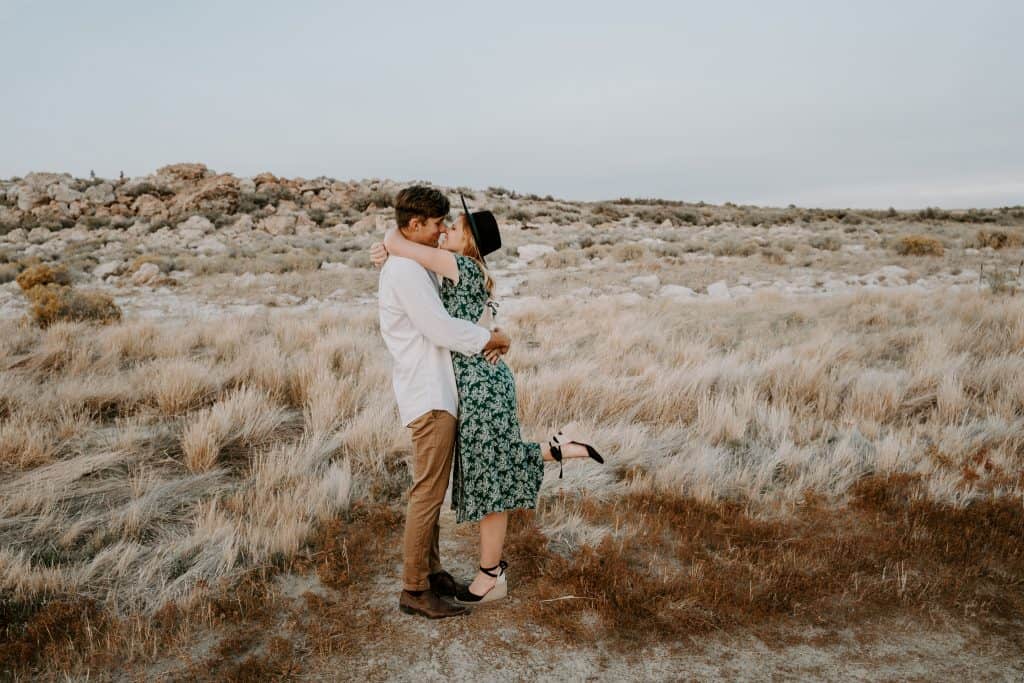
[
  {"xmin": 548, "ymin": 428, "xmax": 605, "ymax": 479},
  {"xmin": 454, "ymin": 560, "xmax": 508, "ymax": 605}
]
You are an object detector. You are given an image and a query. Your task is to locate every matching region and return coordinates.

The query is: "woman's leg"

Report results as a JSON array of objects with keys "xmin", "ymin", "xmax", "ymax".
[
  {"xmin": 539, "ymin": 441, "xmax": 590, "ymax": 461},
  {"xmin": 469, "ymin": 510, "xmax": 507, "ymax": 595}
]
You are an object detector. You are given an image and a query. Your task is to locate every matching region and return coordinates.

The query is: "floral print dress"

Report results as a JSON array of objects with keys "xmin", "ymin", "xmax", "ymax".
[{"xmin": 441, "ymin": 254, "xmax": 543, "ymax": 523}]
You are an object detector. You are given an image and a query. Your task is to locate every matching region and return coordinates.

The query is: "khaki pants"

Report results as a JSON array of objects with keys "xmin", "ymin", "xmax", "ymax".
[{"xmin": 402, "ymin": 409, "xmax": 457, "ymax": 591}]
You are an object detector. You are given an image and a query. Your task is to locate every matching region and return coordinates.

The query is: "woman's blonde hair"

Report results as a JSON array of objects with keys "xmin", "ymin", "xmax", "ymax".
[{"xmin": 462, "ymin": 216, "xmax": 495, "ymax": 295}]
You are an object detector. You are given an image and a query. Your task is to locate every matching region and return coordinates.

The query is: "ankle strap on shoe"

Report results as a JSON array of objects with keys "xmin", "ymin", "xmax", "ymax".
[
  {"xmin": 479, "ymin": 560, "xmax": 508, "ymax": 577},
  {"xmin": 549, "ymin": 434, "xmax": 564, "ymax": 479}
]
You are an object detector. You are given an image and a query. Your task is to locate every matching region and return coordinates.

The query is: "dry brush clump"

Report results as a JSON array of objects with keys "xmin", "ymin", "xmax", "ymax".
[
  {"xmin": 15, "ymin": 263, "xmax": 121, "ymax": 328},
  {"xmin": 893, "ymin": 234, "xmax": 945, "ymax": 256}
]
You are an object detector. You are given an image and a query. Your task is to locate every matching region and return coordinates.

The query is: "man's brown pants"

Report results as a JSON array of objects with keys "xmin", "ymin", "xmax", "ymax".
[{"xmin": 402, "ymin": 409, "xmax": 457, "ymax": 592}]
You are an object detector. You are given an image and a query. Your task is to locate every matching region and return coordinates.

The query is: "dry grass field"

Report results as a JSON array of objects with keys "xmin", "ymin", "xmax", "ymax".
[{"xmin": 1, "ymin": 166, "xmax": 1023, "ymax": 680}]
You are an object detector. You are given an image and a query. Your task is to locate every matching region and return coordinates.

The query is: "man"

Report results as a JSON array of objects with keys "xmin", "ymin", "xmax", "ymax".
[{"xmin": 373, "ymin": 186, "xmax": 510, "ymax": 619}]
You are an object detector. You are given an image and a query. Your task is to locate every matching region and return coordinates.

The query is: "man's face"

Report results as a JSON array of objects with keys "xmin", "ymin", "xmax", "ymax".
[{"xmin": 407, "ymin": 215, "xmax": 449, "ymax": 246}]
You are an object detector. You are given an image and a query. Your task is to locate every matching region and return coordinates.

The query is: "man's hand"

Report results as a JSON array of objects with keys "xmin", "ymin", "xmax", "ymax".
[{"xmin": 370, "ymin": 242, "xmax": 388, "ymax": 269}]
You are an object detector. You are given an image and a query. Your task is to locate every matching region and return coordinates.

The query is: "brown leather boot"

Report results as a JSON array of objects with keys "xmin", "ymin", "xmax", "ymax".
[
  {"xmin": 428, "ymin": 570, "xmax": 467, "ymax": 598},
  {"xmin": 398, "ymin": 589, "xmax": 469, "ymax": 619}
]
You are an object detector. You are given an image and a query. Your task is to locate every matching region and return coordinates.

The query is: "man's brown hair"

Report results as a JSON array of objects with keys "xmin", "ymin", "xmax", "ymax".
[{"xmin": 394, "ymin": 186, "xmax": 450, "ymax": 229}]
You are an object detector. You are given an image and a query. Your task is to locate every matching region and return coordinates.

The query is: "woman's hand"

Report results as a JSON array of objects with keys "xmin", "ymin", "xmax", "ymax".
[{"xmin": 370, "ymin": 242, "xmax": 388, "ymax": 268}]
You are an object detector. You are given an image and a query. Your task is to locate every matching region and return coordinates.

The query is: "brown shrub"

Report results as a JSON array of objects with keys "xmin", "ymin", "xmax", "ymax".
[
  {"xmin": 24, "ymin": 284, "xmax": 122, "ymax": 327},
  {"xmin": 712, "ymin": 239, "xmax": 758, "ymax": 257},
  {"xmin": 975, "ymin": 230, "xmax": 1023, "ymax": 250},
  {"xmin": 0, "ymin": 596, "xmax": 109, "ymax": 675},
  {"xmin": 611, "ymin": 243, "xmax": 647, "ymax": 261},
  {"xmin": 503, "ymin": 475, "xmax": 1024, "ymax": 649},
  {"xmin": 809, "ymin": 234, "xmax": 842, "ymax": 251},
  {"xmin": 15, "ymin": 263, "xmax": 71, "ymax": 291},
  {"xmin": 894, "ymin": 234, "xmax": 944, "ymax": 256}
]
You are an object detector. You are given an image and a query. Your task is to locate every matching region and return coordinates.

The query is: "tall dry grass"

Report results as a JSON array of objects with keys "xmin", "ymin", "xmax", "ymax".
[{"xmin": 1, "ymin": 285, "xmax": 1023, "ymax": 678}]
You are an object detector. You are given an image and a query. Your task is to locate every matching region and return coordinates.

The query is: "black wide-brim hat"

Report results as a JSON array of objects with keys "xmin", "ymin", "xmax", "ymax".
[{"xmin": 460, "ymin": 194, "xmax": 501, "ymax": 263}]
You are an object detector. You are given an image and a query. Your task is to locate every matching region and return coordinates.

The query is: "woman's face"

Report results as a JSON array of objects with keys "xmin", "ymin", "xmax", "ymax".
[{"xmin": 441, "ymin": 214, "xmax": 470, "ymax": 254}]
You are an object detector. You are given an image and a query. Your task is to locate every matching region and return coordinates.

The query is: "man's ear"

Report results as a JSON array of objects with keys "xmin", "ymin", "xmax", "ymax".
[{"xmin": 406, "ymin": 216, "xmax": 423, "ymax": 233}]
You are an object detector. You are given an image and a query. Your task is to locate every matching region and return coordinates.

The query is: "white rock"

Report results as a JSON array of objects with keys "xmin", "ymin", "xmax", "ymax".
[
  {"xmin": 822, "ymin": 279, "xmax": 848, "ymax": 292},
  {"xmin": 964, "ymin": 248, "xmax": 980, "ymax": 255},
  {"xmin": 84, "ymin": 182, "xmax": 115, "ymax": 205},
  {"xmin": 180, "ymin": 214, "xmax": 214, "ymax": 234},
  {"xmin": 94, "ymin": 260, "xmax": 123, "ymax": 278},
  {"xmin": 48, "ymin": 184, "xmax": 82, "ymax": 203},
  {"xmin": 232, "ymin": 214, "xmax": 254, "ymax": 231},
  {"xmin": 875, "ymin": 265, "xmax": 910, "ymax": 279},
  {"xmin": 615, "ymin": 292, "xmax": 645, "ymax": 305},
  {"xmin": 178, "ymin": 215, "xmax": 214, "ymax": 242},
  {"xmin": 27, "ymin": 227, "xmax": 51, "ymax": 244},
  {"xmin": 320, "ymin": 261, "xmax": 349, "ymax": 271},
  {"xmin": 195, "ymin": 237, "xmax": 229, "ymax": 255},
  {"xmin": 706, "ymin": 280, "xmax": 731, "ymax": 299},
  {"xmin": 259, "ymin": 214, "xmax": 297, "ymax": 236},
  {"xmin": 239, "ymin": 178, "xmax": 256, "ymax": 193},
  {"xmin": 630, "ymin": 275, "xmax": 661, "ymax": 289},
  {"xmin": 517, "ymin": 244, "xmax": 555, "ymax": 263},
  {"xmin": 3, "ymin": 228, "xmax": 27, "ymax": 243},
  {"xmin": 132, "ymin": 262, "xmax": 161, "ymax": 285},
  {"xmin": 659, "ymin": 284, "xmax": 696, "ymax": 299},
  {"xmin": 731, "ymin": 285, "xmax": 754, "ymax": 297}
]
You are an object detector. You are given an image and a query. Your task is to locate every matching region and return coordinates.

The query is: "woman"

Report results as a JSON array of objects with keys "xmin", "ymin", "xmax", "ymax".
[{"xmin": 380, "ymin": 196, "xmax": 604, "ymax": 605}]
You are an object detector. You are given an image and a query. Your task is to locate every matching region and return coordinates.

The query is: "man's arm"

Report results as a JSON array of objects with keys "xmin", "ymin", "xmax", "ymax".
[{"xmin": 388, "ymin": 259, "xmax": 505, "ymax": 356}]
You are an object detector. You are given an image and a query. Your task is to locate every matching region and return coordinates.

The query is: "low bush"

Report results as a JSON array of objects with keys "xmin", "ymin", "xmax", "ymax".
[
  {"xmin": 712, "ymin": 239, "xmax": 758, "ymax": 257},
  {"xmin": 611, "ymin": 243, "xmax": 648, "ymax": 261},
  {"xmin": 23, "ymin": 284, "xmax": 122, "ymax": 327},
  {"xmin": 16, "ymin": 263, "xmax": 71, "ymax": 291},
  {"xmin": 810, "ymin": 235, "xmax": 842, "ymax": 251},
  {"xmin": 894, "ymin": 234, "xmax": 944, "ymax": 256},
  {"xmin": 975, "ymin": 230, "xmax": 1023, "ymax": 250}
]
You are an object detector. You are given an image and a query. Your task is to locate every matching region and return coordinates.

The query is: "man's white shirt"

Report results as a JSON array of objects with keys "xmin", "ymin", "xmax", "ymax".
[{"xmin": 378, "ymin": 256, "xmax": 490, "ymax": 426}]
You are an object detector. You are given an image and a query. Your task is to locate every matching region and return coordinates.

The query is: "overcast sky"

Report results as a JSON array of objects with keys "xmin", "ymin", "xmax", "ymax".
[{"xmin": 2, "ymin": 0, "xmax": 1021, "ymax": 208}]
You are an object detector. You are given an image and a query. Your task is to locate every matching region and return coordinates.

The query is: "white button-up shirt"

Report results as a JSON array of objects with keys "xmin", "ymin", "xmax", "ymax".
[{"xmin": 378, "ymin": 256, "xmax": 491, "ymax": 426}]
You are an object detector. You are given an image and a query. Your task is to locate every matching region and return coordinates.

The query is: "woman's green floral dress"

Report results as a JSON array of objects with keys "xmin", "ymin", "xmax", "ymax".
[{"xmin": 441, "ymin": 254, "xmax": 543, "ymax": 524}]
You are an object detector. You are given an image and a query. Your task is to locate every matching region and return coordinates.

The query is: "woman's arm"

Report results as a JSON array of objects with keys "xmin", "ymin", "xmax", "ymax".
[{"xmin": 383, "ymin": 228, "xmax": 459, "ymax": 283}]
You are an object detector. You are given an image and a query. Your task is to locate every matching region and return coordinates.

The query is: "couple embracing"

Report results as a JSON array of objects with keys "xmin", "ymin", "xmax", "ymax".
[{"xmin": 372, "ymin": 186, "xmax": 604, "ymax": 619}]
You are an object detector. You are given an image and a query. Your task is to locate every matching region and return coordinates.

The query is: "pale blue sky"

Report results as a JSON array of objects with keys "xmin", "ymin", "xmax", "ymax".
[{"xmin": 2, "ymin": 0, "xmax": 1021, "ymax": 208}]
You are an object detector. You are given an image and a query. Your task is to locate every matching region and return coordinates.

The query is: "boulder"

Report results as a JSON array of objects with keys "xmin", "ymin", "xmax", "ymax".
[
  {"xmin": 232, "ymin": 214, "xmax": 254, "ymax": 231},
  {"xmin": 518, "ymin": 244, "xmax": 556, "ymax": 263},
  {"xmin": 706, "ymin": 280, "xmax": 731, "ymax": 299},
  {"xmin": 156, "ymin": 163, "xmax": 210, "ymax": 184},
  {"xmin": 875, "ymin": 265, "xmax": 910, "ymax": 279},
  {"xmin": 27, "ymin": 227, "xmax": 51, "ymax": 244},
  {"xmin": 630, "ymin": 274, "xmax": 660, "ymax": 289},
  {"xmin": 15, "ymin": 186, "xmax": 43, "ymax": 211},
  {"xmin": 351, "ymin": 215, "xmax": 377, "ymax": 233},
  {"xmin": 659, "ymin": 284, "xmax": 696, "ymax": 299},
  {"xmin": 132, "ymin": 262, "xmax": 161, "ymax": 285},
  {"xmin": 195, "ymin": 236, "xmax": 229, "ymax": 255},
  {"xmin": 259, "ymin": 213, "xmax": 297, "ymax": 235},
  {"xmin": 170, "ymin": 173, "xmax": 239, "ymax": 215},
  {"xmin": 84, "ymin": 183, "xmax": 115, "ymax": 205},
  {"xmin": 178, "ymin": 215, "xmax": 214, "ymax": 241},
  {"xmin": 48, "ymin": 184, "xmax": 82, "ymax": 203},
  {"xmin": 132, "ymin": 194, "xmax": 167, "ymax": 219},
  {"xmin": 293, "ymin": 211, "xmax": 317, "ymax": 235},
  {"xmin": 94, "ymin": 260, "xmax": 124, "ymax": 278},
  {"xmin": 4, "ymin": 228, "xmax": 27, "ymax": 243}
]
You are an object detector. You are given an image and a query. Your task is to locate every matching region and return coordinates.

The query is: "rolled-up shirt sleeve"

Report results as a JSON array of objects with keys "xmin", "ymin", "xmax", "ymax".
[{"xmin": 389, "ymin": 259, "xmax": 490, "ymax": 355}]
